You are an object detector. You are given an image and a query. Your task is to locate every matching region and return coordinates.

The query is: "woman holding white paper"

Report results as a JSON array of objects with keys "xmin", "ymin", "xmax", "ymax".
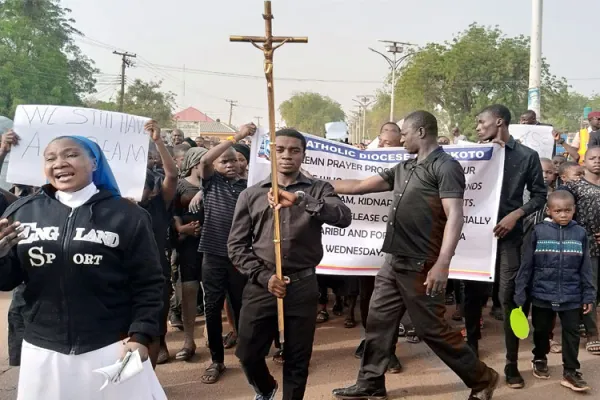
[{"xmin": 0, "ymin": 130, "xmax": 166, "ymax": 400}]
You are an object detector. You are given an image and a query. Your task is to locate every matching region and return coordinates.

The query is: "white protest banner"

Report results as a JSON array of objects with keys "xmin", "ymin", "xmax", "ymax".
[
  {"xmin": 7, "ymin": 105, "xmax": 150, "ymax": 200},
  {"xmin": 249, "ymin": 130, "xmax": 505, "ymax": 282},
  {"xmin": 509, "ymin": 124, "xmax": 554, "ymax": 159}
]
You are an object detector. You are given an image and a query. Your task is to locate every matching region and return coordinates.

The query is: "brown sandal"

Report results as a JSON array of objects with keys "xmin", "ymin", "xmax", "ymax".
[
  {"xmin": 201, "ymin": 362, "xmax": 226, "ymax": 384},
  {"xmin": 175, "ymin": 344, "xmax": 196, "ymax": 361}
]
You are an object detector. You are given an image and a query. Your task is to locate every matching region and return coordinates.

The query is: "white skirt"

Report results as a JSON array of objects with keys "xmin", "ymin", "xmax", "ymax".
[{"xmin": 18, "ymin": 340, "xmax": 167, "ymax": 400}]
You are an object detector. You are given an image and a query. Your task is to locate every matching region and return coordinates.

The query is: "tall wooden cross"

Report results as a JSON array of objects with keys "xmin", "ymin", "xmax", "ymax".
[{"xmin": 231, "ymin": 1, "xmax": 307, "ymax": 348}]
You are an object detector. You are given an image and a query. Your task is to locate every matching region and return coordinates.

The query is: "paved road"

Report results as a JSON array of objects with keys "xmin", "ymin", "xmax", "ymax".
[{"xmin": 1, "ymin": 291, "xmax": 599, "ymax": 399}]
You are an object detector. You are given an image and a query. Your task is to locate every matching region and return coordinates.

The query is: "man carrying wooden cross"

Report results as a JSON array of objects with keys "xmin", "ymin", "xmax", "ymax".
[{"xmin": 229, "ymin": 129, "xmax": 352, "ymax": 399}]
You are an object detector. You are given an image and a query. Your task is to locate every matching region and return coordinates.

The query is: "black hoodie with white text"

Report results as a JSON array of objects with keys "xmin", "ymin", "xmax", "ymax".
[{"xmin": 0, "ymin": 185, "xmax": 164, "ymax": 355}]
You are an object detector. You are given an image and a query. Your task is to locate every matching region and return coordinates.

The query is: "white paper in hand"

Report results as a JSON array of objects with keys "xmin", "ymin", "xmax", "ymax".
[{"xmin": 93, "ymin": 350, "xmax": 144, "ymax": 391}]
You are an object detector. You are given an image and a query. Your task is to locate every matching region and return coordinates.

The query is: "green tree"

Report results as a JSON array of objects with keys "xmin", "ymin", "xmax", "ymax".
[
  {"xmin": 86, "ymin": 79, "xmax": 176, "ymax": 128},
  {"xmin": 0, "ymin": 0, "xmax": 98, "ymax": 118},
  {"xmin": 390, "ymin": 24, "xmax": 571, "ymax": 138},
  {"xmin": 543, "ymin": 90, "xmax": 590, "ymax": 132},
  {"xmin": 279, "ymin": 92, "xmax": 345, "ymax": 136}
]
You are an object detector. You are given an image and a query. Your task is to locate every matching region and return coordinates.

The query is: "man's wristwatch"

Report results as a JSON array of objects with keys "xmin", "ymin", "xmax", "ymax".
[
  {"xmin": 557, "ymin": 138, "xmax": 565, "ymax": 145},
  {"xmin": 294, "ymin": 191, "xmax": 306, "ymax": 205}
]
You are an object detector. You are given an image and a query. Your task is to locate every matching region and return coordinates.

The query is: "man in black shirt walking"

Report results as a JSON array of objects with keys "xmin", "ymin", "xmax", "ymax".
[
  {"xmin": 229, "ymin": 129, "xmax": 352, "ymax": 400},
  {"xmin": 332, "ymin": 111, "xmax": 498, "ymax": 400},
  {"xmin": 463, "ymin": 104, "xmax": 547, "ymax": 389}
]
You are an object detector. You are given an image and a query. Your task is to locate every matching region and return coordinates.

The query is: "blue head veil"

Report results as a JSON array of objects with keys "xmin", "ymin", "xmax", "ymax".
[{"xmin": 64, "ymin": 136, "xmax": 121, "ymax": 197}]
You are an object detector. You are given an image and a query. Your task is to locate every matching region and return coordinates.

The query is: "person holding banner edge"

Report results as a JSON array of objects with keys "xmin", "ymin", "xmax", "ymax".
[
  {"xmin": 332, "ymin": 111, "xmax": 498, "ymax": 400},
  {"xmin": 463, "ymin": 104, "xmax": 547, "ymax": 389},
  {"xmin": 354, "ymin": 121, "xmax": 407, "ymax": 374},
  {"xmin": 228, "ymin": 128, "xmax": 352, "ymax": 400}
]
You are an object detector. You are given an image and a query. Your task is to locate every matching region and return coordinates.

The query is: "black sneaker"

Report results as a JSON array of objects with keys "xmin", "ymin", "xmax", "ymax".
[
  {"xmin": 561, "ymin": 370, "xmax": 590, "ymax": 392},
  {"xmin": 504, "ymin": 363, "xmax": 525, "ymax": 389},
  {"xmin": 532, "ymin": 360, "xmax": 550, "ymax": 379},
  {"xmin": 332, "ymin": 384, "xmax": 387, "ymax": 400},
  {"xmin": 354, "ymin": 340, "xmax": 365, "ymax": 359},
  {"xmin": 386, "ymin": 354, "xmax": 402, "ymax": 374},
  {"xmin": 468, "ymin": 368, "xmax": 499, "ymax": 400}
]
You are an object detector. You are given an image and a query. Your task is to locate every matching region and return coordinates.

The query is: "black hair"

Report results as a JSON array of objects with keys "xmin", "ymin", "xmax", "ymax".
[
  {"xmin": 403, "ymin": 110, "xmax": 438, "ymax": 137},
  {"xmin": 380, "ymin": 122, "xmax": 401, "ymax": 134},
  {"xmin": 547, "ymin": 190, "xmax": 575, "ymax": 206},
  {"xmin": 521, "ymin": 110, "xmax": 537, "ymax": 120},
  {"xmin": 479, "ymin": 104, "xmax": 512, "ymax": 126},
  {"xmin": 275, "ymin": 128, "xmax": 307, "ymax": 151},
  {"xmin": 586, "ymin": 146, "xmax": 600, "ymax": 156},
  {"xmin": 233, "ymin": 143, "xmax": 251, "ymax": 163},
  {"xmin": 558, "ymin": 161, "xmax": 579, "ymax": 176},
  {"xmin": 183, "ymin": 137, "xmax": 197, "ymax": 148}
]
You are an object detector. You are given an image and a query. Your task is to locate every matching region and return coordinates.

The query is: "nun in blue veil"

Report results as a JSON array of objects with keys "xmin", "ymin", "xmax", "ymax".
[{"xmin": 0, "ymin": 135, "xmax": 167, "ymax": 400}]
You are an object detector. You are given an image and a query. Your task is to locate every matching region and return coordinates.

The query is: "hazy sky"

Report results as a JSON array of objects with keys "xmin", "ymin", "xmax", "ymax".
[{"xmin": 62, "ymin": 0, "xmax": 600, "ymax": 127}]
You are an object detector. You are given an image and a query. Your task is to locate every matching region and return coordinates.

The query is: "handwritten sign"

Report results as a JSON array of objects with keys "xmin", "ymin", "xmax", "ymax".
[
  {"xmin": 6, "ymin": 105, "xmax": 150, "ymax": 200},
  {"xmin": 509, "ymin": 124, "xmax": 554, "ymax": 159}
]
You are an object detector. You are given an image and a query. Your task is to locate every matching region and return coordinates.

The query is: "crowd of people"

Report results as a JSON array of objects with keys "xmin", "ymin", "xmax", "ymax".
[{"xmin": 0, "ymin": 105, "xmax": 598, "ymax": 400}]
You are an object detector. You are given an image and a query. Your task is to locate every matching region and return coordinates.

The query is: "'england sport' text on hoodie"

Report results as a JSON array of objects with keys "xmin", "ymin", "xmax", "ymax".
[{"xmin": 0, "ymin": 186, "xmax": 164, "ymax": 355}]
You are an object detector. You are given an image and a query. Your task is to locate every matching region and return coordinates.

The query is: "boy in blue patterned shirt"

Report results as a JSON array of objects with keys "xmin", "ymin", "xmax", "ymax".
[{"xmin": 514, "ymin": 190, "xmax": 596, "ymax": 393}]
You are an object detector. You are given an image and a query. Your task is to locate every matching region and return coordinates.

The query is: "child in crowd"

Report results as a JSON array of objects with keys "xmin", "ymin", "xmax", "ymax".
[
  {"xmin": 559, "ymin": 147, "xmax": 600, "ymax": 353},
  {"xmin": 558, "ymin": 161, "xmax": 583, "ymax": 185},
  {"xmin": 514, "ymin": 190, "xmax": 595, "ymax": 392}
]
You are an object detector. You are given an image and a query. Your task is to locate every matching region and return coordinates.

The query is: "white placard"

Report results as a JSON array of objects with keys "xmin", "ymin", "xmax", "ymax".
[
  {"xmin": 249, "ymin": 131, "xmax": 505, "ymax": 282},
  {"xmin": 509, "ymin": 124, "xmax": 554, "ymax": 159},
  {"xmin": 7, "ymin": 105, "xmax": 150, "ymax": 200},
  {"xmin": 325, "ymin": 121, "xmax": 348, "ymax": 141}
]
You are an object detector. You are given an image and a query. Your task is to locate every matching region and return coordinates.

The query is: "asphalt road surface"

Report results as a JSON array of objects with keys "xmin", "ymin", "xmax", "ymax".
[{"xmin": 1, "ymin": 291, "xmax": 599, "ymax": 399}]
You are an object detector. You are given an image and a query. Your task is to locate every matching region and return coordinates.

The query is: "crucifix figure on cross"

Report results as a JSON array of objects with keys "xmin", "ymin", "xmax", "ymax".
[{"xmin": 230, "ymin": 0, "xmax": 307, "ymax": 352}]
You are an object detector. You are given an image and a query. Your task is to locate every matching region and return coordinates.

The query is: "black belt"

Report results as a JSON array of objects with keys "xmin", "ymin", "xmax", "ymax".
[{"xmin": 283, "ymin": 268, "xmax": 315, "ymax": 284}]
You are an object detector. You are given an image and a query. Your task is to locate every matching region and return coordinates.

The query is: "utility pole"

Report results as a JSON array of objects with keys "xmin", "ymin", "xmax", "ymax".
[
  {"xmin": 226, "ymin": 99, "xmax": 238, "ymax": 126},
  {"xmin": 255, "ymin": 116, "xmax": 262, "ymax": 126},
  {"xmin": 528, "ymin": 0, "xmax": 543, "ymax": 119},
  {"xmin": 369, "ymin": 40, "xmax": 416, "ymax": 122},
  {"xmin": 353, "ymin": 95, "xmax": 375, "ymax": 142},
  {"xmin": 350, "ymin": 109, "xmax": 361, "ymax": 144},
  {"xmin": 113, "ymin": 51, "xmax": 136, "ymax": 112}
]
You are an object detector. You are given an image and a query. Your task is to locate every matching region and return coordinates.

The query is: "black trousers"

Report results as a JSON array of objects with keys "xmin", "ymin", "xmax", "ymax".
[
  {"xmin": 236, "ymin": 273, "xmax": 319, "ymax": 400},
  {"xmin": 8, "ymin": 283, "xmax": 26, "ymax": 366},
  {"xmin": 463, "ymin": 239, "xmax": 523, "ymax": 363},
  {"xmin": 582, "ymin": 257, "xmax": 599, "ymax": 337},
  {"xmin": 202, "ymin": 253, "xmax": 246, "ymax": 363},
  {"xmin": 359, "ymin": 276, "xmax": 401, "ymax": 351},
  {"xmin": 357, "ymin": 261, "xmax": 491, "ymax": 391},
  {"xmin": 532, "ymin": 306, "xmax": 581, "ymax": 372}
]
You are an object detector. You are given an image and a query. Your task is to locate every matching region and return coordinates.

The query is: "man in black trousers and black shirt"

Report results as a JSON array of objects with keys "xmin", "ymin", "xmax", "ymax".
[
  {"xmin": 463, "ymin": 104, "xmax": 547, "ymax": 389},
  {"xmin": 331, "ymin": 111, "xmax": 498, "ymax": 400},
  {"xmin": 229, "ymin": 129, "xmax": 352, "ymax": 400}
]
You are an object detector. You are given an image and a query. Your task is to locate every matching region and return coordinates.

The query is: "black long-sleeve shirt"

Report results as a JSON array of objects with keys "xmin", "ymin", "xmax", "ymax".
[
  {"xmin": 499, "ymin": 136, "xmax": 547, "ymax": 242},
  {"xmin": 228, "ymin": 173, "xmax": 352, "ymax": 288},
  {"xmin": 589, "ymin": 131, "xmax": 600, "ymax": 148}
]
